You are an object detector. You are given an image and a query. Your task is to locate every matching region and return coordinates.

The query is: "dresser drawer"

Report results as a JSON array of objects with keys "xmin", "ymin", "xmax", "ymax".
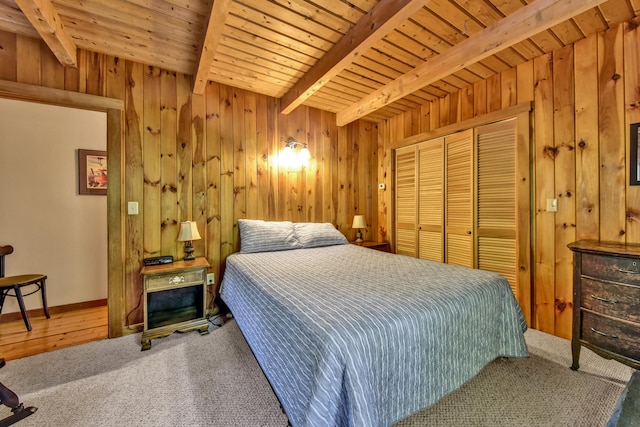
[
  {"xmin": 145, "ymin": 269, "xmax": 204, "ymax": 292},
  {"xmin": 581, "ymin": 277, "xmax": 640, "ymax": 322},
  {"xmin": 582, "ymin": 311, "xmax": 640, "ymax": 362},
  {"xmin": 582, "ymin": 253, "xmax": 640, "ymax": 285}
]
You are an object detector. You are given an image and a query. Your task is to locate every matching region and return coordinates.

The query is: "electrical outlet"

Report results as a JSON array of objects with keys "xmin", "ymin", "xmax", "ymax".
[{"xmin": 207, "ymin": 273, "xmax": 215, "ymax": 285}]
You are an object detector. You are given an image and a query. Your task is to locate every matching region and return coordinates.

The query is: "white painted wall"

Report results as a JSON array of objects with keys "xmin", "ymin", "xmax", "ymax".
[{"xmin": 0, "ymin": 98, "xmax": 107, "ymax": 314}]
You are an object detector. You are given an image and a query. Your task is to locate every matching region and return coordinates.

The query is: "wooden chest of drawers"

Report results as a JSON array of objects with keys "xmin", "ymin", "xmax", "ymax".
[{"xmin": 568, "ymin": 240, "xmax": 640, "ymax": 370}]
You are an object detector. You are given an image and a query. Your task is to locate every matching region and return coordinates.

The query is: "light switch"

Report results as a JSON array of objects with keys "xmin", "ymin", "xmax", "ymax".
[
  {"xmin": 546, "ymin": 198, "xmax": 558, "ymax": 212},
  {"xmin": 127, "ymin": 201, "xmax": 139, "ymax": 215}
]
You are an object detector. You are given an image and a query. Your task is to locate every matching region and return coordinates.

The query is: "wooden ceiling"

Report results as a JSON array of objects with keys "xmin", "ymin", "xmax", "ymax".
[{"xmin": 1, "ymin": 0, "xmax": 639, "ymax": 124}]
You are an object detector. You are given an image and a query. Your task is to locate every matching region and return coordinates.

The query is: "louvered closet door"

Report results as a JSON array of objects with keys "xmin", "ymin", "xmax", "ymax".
[
  {"xmin": 476, "ymin": 120, "xmax": 518, "ymax": 293},
  {"xmin": 418, "ymin": 138, "xmax": 444, "ymax": 262},
  {"xmin": 395, "ymin": 146, "xmax": 417, "ymax": 257},
  {"xmin": 445, "ymin": 129, "xmax": 474, "ymax": 267}
]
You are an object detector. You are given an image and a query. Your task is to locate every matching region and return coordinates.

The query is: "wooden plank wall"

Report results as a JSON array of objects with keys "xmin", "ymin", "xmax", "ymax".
[
  {"xmin": 379, "ymin": 17, "xmax": 640, "ymax": 339},
  {"xmin": 0, "ymin": 30, "xmax": 379, "ymax": 331}
]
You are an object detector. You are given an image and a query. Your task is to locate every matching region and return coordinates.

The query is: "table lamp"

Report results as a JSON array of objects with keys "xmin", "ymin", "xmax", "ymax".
[
  {"xmin": 352, "ymin": 215, "xmax": 366, "ymax": 243},
  {"xmin": 177, "ymin": 221, "xmax": 201, "ymax": 260}
]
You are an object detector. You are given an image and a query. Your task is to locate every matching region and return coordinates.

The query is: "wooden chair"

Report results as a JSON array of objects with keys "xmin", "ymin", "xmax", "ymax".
[{"xmin": 0, "ymin": 245, "xmax": 49, "ymax": 331}]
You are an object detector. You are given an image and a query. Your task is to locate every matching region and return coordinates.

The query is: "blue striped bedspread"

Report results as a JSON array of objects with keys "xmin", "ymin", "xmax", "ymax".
[{"xmin": 220, "ymin": 244, "xmax": 528, "ymax": 427}]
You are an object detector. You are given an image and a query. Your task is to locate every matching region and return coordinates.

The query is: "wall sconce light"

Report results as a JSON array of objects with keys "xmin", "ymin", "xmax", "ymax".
[
  {"xmin": 177, "ymin": 221, "xmax": 201, "ymax": 261},
  {"xmin": 280, "ymin": 137, "xmax": 310, "ymax": 170}
]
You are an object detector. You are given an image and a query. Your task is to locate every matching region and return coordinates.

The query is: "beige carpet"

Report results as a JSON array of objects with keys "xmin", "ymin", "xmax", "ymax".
[{"xmin": 0, "ymin": 320, "xmax": 634, "ymax": 427}]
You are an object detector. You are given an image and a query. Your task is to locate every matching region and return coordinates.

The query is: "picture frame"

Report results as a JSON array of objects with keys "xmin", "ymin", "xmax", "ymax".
[
  {"xmin": 78, "ymin": 149, "xmax": 107, "ymax": 195},
  {"xmin": 631, "ymin": 123, "xmax": 640, "ymax": 186}
]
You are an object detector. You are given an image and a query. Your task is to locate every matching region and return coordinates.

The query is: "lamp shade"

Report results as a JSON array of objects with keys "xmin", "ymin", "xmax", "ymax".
[
  {"xmin": 298, "ymin": 145, "xmax": 311, "ymax": 164},
  {"xmin": 177, "ymin": 221, "xmax": 201, "ymax": 242},
  {"xmin": 280, "ymin": 145, "xmax": 295, "ymax": 167},
  {"xmin": 352, "ymin": 215, "xmax": 366, "ymax": 229}
]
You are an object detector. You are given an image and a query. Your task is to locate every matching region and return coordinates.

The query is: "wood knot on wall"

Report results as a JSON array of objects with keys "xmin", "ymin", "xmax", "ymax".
[
  {"xmin": 144, "ymin": 176, "xmax": 160, "ymax": 186},
  {"xmin": 543, "ymin": 146, "xmax": 559, "ymax": 159},
  {"xmin": 555, "ymin": 299, "xmax": 572, "ymax": 313},
  {"xmin": 160, "ymin": 219, "xmax": 178, "ymax": 230},
  {"xmin": 162, "ymin": 184, "xmax": 177, "ymax": 193},
  {"xmin": 627, "ymin": 209, "xmax": 640, "ymax": 222}
]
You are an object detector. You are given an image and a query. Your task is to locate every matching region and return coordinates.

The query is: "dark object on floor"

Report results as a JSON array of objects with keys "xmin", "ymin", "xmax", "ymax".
[
  {"xmin": 0, "ymin": 245, "xmax": 49, "ymax": 331},
  {"xmin": 0, "ymin": 358, "xmax": 37, "ymax": 427},
  {"xmin": 607, "ymin": 370, "xmax": 640, "ymax": 427}
]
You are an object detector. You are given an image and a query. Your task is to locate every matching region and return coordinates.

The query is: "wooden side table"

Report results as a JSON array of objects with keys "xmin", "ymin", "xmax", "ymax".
[
  {"xmin": 140, "ymin": 257, "xmax": 210, "ymax": 350},
  {"xmin": 351, "ymin": 241, "xmax": 391, "ymax": 253}
]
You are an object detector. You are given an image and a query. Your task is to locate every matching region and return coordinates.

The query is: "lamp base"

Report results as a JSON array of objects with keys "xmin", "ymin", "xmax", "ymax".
[
  {"xmin": 355, "ymin": 230, "xmax": 363, "ymax": 243},
  {"xmin": 183, "ymin": 241, "xmax": 195, "ymax": 261}
]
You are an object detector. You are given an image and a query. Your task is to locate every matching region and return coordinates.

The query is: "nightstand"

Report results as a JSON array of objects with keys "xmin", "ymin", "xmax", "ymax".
[
  {"xmin": 351, "ymin": 241, "xmax": 391, "ymax": 253},
  {"xmin": 140, "ymin": 257, "xmax": 210, "ymax": 350}
]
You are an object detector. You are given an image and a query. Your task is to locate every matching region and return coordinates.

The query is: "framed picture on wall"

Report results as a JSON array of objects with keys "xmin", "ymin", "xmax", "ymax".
[
  {"xmin": 78, "ymin": 149, "xmax": 107, "ymax": 195},
  {"xmin": 631, "ymin": 123, "xmax": 640, "ymax": 186}
]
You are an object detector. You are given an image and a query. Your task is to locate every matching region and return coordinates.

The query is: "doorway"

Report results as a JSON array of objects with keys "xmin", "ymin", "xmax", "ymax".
[{"xmin": 0, "ymin": 79, "xmax": 126, "ymax": 338}]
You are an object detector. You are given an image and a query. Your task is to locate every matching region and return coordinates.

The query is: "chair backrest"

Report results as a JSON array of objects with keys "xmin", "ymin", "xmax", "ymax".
[{"xmin": 0, "ymin": 245, "xmax": 14, "ymax": 278}]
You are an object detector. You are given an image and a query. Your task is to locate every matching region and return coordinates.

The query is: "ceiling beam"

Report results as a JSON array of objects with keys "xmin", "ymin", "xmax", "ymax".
[
  {"xmin": 15, "ymin": 0, "xmax": 77, "ymax": 67},
  {"xmin": 193, "ymin": 0, "xmax": 233, "ymax": 95},
  {"xmin": 336, "ymin": 0, "xmax": 608, "ymax": 126},
  {"xmin": 280, "ymin": 0, "xmax": 430, "ymax": 115}
]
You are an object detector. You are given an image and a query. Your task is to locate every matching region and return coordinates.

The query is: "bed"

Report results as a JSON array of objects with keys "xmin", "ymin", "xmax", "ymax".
[{"xmin": 220, "ymin": 220, "xmax": 528, "ymax": 427}]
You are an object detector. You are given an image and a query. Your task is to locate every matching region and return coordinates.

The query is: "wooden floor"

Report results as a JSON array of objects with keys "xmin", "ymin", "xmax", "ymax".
[{"xmin": 0, "ymin": 305, "xmax": 108, "ymax": 361}]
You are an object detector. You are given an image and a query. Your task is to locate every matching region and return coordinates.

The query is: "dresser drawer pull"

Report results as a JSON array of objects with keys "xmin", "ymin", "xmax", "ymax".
[
  {"xmin": 617, "ymin": 268, "xmax": 640, "ymax": 274},
  {"xmin": 617, "ymin": 261, "xmax": 639, "ymax": 274},
  {"xmin": 590, "ymin": 328, "xmax": 619, "ymax": 339},
  {"xmin": 168, "ymin": 275, "xmax": 185, "ymax": 285},
  {"xmin": 590, "ymin": 294, "xmax": 619, "ymax": 304}
]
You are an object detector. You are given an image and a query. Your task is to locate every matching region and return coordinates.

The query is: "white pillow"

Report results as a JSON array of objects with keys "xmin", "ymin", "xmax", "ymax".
[
  {"xmin": 238, "ymin": 219, "xmax": 301, "ymax": 253},
  {"xmin": 294, "ymin": 222, "xmax": 348, "ymax": 248}
]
